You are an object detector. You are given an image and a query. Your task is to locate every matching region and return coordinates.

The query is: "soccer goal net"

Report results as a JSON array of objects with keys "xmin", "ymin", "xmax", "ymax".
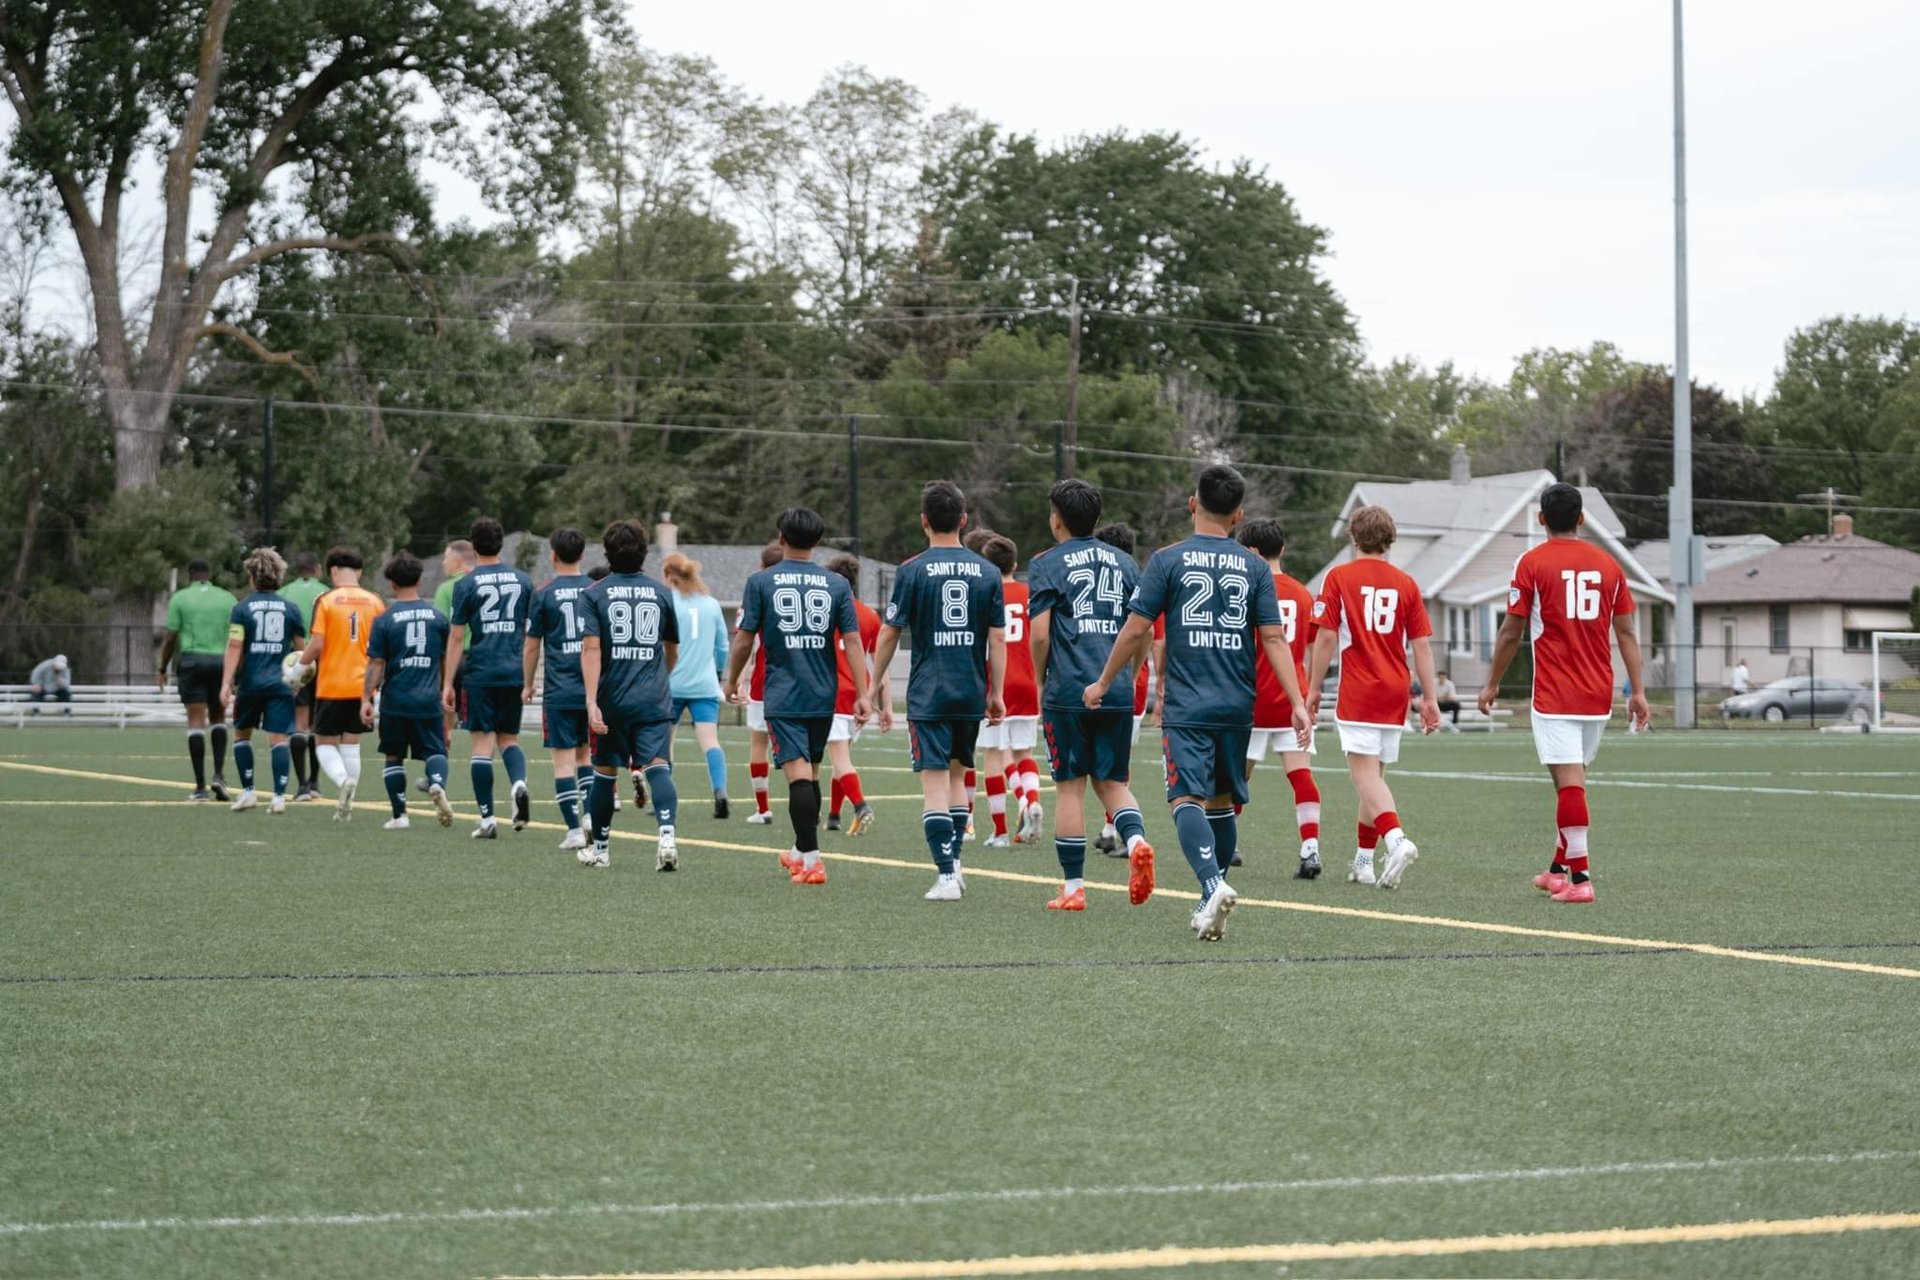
[{"xmin": 1871, "ymin": 632, "xmax": 1920, "ymax": 732}]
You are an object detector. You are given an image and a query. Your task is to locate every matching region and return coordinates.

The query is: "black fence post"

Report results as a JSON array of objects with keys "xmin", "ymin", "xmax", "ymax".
[{"xmin": 847, "ymin": 414, "xmax": 861, "ymax": 559}]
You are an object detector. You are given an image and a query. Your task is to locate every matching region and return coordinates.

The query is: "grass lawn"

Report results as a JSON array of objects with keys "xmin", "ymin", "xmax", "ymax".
[{"xmin": 3, "ymin": 724, "xmax": 1918, "ymax": 1278}]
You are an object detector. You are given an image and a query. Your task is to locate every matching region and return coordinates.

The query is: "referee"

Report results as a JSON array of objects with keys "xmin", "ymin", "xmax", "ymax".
[{"xmin": 158, "ymin": 559, "xmax": 239, "ymax": 801}]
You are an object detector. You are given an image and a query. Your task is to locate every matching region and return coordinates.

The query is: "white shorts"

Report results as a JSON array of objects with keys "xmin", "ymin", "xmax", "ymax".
[
  {"xmin": 1532, "ymin": 714, "xmax": 1606, "ymax": 766},
  {"xmin": 1337, "ymin": 721, "xmax": 1403, "ymax": 764},
  {"xmin": 978, "ymin": 715, "xmax": 1039, "ymax": 752},
  {"xmin": 1247, "ymin": 727, "xmax": 1317, "ymax": 760},
  {"xmin": 828, "ymin": 714, "xmax": 862, "ymax": 745},
  {"xmin": 746, "ymin": 701, "xmax": 766, "ymax": 733}
]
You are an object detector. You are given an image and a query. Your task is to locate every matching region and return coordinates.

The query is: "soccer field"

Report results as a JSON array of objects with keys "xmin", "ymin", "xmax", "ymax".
[{"xmin": 3, "ymin": 726, "xmax": 1918, "ymax": 1279}]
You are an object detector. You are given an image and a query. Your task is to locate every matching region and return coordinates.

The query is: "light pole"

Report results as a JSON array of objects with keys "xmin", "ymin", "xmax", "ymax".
[{"xmin": 1668, "ymin": 0, "xmax": 1698, "ymax": 728}]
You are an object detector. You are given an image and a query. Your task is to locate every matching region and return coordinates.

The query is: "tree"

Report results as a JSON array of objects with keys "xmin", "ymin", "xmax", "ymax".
[
  {"xmin": 792, "ymin": 66, "xmax": 927, "ymax": 311},
  {"xmin": 1581, "ymin": 373, "xmax": 1774, "ymax": 540}
]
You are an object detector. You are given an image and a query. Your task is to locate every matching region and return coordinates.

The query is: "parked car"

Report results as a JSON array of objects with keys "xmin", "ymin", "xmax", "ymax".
[{"xmin": 1719, "ymin": 676, "xmax": 1876, "ymax": 724}]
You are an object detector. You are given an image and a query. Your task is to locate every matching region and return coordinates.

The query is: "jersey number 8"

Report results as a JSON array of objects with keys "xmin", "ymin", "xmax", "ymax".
[{"xmin": 940, "ymin": 578, "xmax": 970, "ymax": 629}]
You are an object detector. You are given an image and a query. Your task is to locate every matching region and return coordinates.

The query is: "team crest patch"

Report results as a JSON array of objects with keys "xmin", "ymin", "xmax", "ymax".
[
  {"xmin": 1508, "ymin": 587, "xmax": 1522, "ymax": 607},
  {"xmin": 1311, "ymin": 600, "xmax": 1327, "ymax": 618}
]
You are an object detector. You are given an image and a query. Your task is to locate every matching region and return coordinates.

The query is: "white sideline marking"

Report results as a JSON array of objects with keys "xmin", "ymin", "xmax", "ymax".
[
  {"xmin": 1389, "ymin": 768, "xmax": 1920, "ymax": 802},
  {"xmin": 2, "ymin": 1149, "xmax": 1913, "ymax": 1239}
]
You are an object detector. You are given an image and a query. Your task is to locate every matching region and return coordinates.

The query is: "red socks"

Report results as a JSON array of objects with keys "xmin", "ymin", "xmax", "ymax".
[
  {"xmin": 1556, "ymin": 785, "xmax": 1591, "ymax": 880},
  {"xmin": 830, "ymin": 776, "xmax": 845, "ymax": 819},
  {"xmin": 1357, "ymin": 821, "xmax": 1378, "ymax": 852},
  {"xmin": 1287, "ymin": 768, "xmax": 1321, "ymax": 840},
  {"xmin": 750, "ymin": 761, "xmax": 770, "ymax": 815},
  {"xmin": 985, "ymin": 774, "xmax": 1009, "ymax": 837},
  {"xmin": 1374, "ymin": 809, "xmax": 1401, "ymax": 839},
  {"xmin": 841, "ymin": 770, "xmax": 865, "ymax": 810}
]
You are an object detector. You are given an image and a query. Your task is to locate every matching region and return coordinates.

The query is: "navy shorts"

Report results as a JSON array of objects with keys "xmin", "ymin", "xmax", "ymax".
[
  {"xmin": 1162, "ymin": 725, "xmax": 1253, "ymax": 804},
  {"xmin": 591, "ymin": 717, "xmax": 671, "ymax": 770},
  {"xmin": 176, "ymin": 654, "xmax": 223, "ymax": 708},
  {"xmin": 1042, "ymin": 708, "xmax": 1133, "ymax": 783},
  {"xmin": 543, "ymin": 706, "xmax": 590, "ymax": 750},
  {"xmin": 907, "ymin": 718, "xmax": 979, "ymax": 773},
  {"xmin": 233, "ymin": 689, "xmax": 296, "ymax": 736},
  {"xmin": 460, "ymin": 684, "xmax": 524, "ymax": 736},
  {"xmin": 379, "ymin": 713, "xmax": 448, "ymax": 762},
  {"xmin": 767, "ymin": 715, "xmax": 832, "ymax": 768}
]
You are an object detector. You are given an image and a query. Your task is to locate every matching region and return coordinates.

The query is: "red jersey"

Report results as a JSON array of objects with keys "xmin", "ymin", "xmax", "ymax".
[
  {"xmin": 1133, "ymin": 614, "xmax": 1165, "ymax": 715},
  {"xmin": 1001, "ymin": 579, "xmax": 1040, "ymax": 717},
  {"xmin": 749, "ymin": 640, "xmax": 767, "ymax": 702},
  {"xmin": 1507, "ymin": 538, "xmax": 1635, "ymax": 719},
  {"xmin": 834, "ymin": 599, "xmax": 882, "ymax": 715},
  {"xmin": 1312, "ymin": 558, "xmax": 1432, "ymax": 727},
  {"xmin": 1253, "ymin": 570, "xmax": 1315, "ymax": 729}
]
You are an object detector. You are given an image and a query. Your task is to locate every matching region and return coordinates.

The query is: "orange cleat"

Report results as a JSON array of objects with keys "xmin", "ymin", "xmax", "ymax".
[
  {"xmin": 1534, "ymin": 871, "xmax": 1568, "ymax": 894},
  {"xmin": 1045, "ymin": 885, "xmax": 1086, "ymax": 911},
  {"xmin": 1128, "ymin": 839, "xmax": 1156, "ymax": 905},
  {"xmin": 779, "ymin": 848, "xmax": 803, "ymax": 876},
  {"xmin": 1551, "ymin": 879, "xmax": 1595, "ymax": 904},
  {"xmin": 797, "ymin": 860, "xmax": 828, "ymax": 886}
]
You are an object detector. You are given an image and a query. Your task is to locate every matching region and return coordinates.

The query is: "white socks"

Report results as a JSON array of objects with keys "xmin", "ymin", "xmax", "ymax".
[
  {"xmin": 343, "ymin": 747, "xmax": 362, "ymax": 784},
  {"xmin": 316, "ymin": 744, "xmax": 348, "ymax": 787}
]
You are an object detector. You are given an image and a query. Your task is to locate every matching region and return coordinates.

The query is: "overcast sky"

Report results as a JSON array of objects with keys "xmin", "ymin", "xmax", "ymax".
[{"xmin": 624, "ymin": 0, "xmax": 1918, "ymax": 399}]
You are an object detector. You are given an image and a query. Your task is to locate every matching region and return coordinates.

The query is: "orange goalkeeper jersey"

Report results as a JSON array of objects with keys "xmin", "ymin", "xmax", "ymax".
[{"xmin": 312, "ymin": 585, "xmax": 387, "ymax": 700}]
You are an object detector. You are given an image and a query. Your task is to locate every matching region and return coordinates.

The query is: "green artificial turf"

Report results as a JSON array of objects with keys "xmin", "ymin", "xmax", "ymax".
[{"xmin": 2, "ymin": 725, "xmax": 1918, "ymax": 1278}]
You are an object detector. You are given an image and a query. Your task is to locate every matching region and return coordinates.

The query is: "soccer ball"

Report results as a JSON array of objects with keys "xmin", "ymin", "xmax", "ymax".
[{"xmin": 281, "ymin": 652, "xmax": 313, "ymax": 691}]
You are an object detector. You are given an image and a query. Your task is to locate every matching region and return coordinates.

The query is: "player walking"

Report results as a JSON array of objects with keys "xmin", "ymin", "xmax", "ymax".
[
  {"xmin": 741, "ymin": 542, "xmax": 783, "ymax": 826},
  {"xmin": 1237, "ymin": 520, "xmax": 1323, "ymax": 878},
  {"xmin": 579, "ymin": 519, "xmax": 682, "ymax": 871},
  {"xmin": 726, "ymin": 508, "xmax": 871, "ymax": 884},
  {"xmin": 444, "ymin": 517, "xmax": 534, "ymax": 840},
  {"xmin": 1089, "ymin": 466, "xmax": 1311, "ymax": 940},
  {"xmin": 362, "ymin": 553, "xmax": 455, "ymax": 830},
  {"xmin": 823, "ymin": 554, "xmax": 881, "ymax": 836},
  {"xmin": 869, "ymin": 481, "xmax": 1007, "ymax": 902},
  {"xmin": 293, "ymin": 548, "xmax": 386, "ymax": 821},
  {"xmin": 525, "ymin": 529, "xmax": 595, "ymax": 851},
  {"xmin": 1305, "ymin": 505, "xmax": 1440, "ymax": 889},
  {"xmin": 279, "ymin": 551, "xmax": 328, "ymax": 799},
  {"xmin": 219, "ymin": 548, "xmax": 303, "ymax": 815},
  {"xmin": 159, "ymin": 559, "xmax": 237, "ymax": 802},
  {"xmin": 1478, "ymin": 483, "xmax": 1651, "ymax": 903},
  {"xmin": 974, "ymin": 534, "xmax": 1044, "ymax": 847},
  {"xmin": 1027, "ymin": 479, "xmax": 1155, "ymax": 911}
]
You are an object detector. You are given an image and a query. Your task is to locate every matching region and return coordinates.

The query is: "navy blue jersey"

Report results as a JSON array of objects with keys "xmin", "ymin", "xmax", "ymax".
[
  {"xmin": 228, "ymin": 593, "xmax": 306, "ymax": 696},
  {"xmin": 1028, "ymin": 536, "xmax": 1141, "ymax": 712},
  {"xmin": 884, "ymin": 546, "xmax": 1006, "ymax": 720},
  {"xmin": 528, "ymin": 573, "xmax": 592, "ymax": 709},
  {"xmin": 579, "ymin": 572, "xmax": 680, "ymax": 722},
  {"xmin": 366, "ymin": 599, "xmax": 450, "ymax": 717},
  {"xmin": 450, "ymin": 562, "xmax": 533, "ymax": 687},
  {"xmin": 1128, "ymin": 534, "xmax": 1281, "ymax": 729},
  {"xmin": 739, "ymin": 560, "xmax": 860, "ymax": 719}
]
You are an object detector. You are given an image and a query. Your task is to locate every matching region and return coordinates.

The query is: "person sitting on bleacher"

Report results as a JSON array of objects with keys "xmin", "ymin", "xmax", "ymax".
[{"xmin": 28, "ymin": 654, "xmax": 72, "ymax": 714}]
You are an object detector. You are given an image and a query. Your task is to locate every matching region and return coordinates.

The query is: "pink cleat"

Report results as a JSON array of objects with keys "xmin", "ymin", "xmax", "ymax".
[
  {"xmin": 1534, "ymin": 871, "xmax": 1568, "ymax": 895},
  {"xmin": 1551, "ymin": 879, "xmax": 1595, "ymax": 904}
]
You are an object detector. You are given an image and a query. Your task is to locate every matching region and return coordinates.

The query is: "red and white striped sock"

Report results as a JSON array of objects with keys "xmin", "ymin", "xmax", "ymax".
[
  {"xmin": 1287, "ymin": 767, "xmax": 1321, "ymax": 842},
  {"xmin": 1557, "ymin": 786, "xmax": 1591, "ymax": 881},
  {"xmin": 751, "ymin": 761, "xmax": 770, "ymax": 816},
  {"xmin": 985, "ymin": 775, "xmax": 1009, "ymax": 837}
]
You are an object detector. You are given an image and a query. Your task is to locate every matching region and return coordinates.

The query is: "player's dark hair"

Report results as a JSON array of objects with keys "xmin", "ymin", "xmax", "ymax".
[
  {"xmin": 291, "ymin": 550, "xmax": 319, "ymax": 575},
  {"xmin": 1540, "ymin": 482, "xmax": 1584, "ymax": 533},
  {"xmin": 384, "ymin": 552, "xmax": 424, "ymax": 588},
  {"xmin": 759, "ymin": 542, "xmax": 782, "ymax": 569},
  {"xmin": 1237, "ymin": 519, "xmax": 1286, "ymax": 560},
  {"xmin": 469, "ymin": 516, "xmax": 505, "ymax": 557},
  {"xmin": 1049, "ymin": 479, "xmax": 1103, "ymax": 538},
  {"xmin": 1195, "ymin": 464, "xmax": 1247, "ymax": 518},
  {"xmin": 826, "ymin": 554, "xmax": 861, "ymax": 588},
  {"xmin": 187, "ymin": 558, "xmax": 211, "ymax": 579},
  {"xmin": 977, "ymin": 534, "xmax": 1017, "ymax": 576},
  {"xmin": 548, "ymin": 527, "xmax": 586, "ymax": 565},
  {"xmin": 1093, "ymin": 522, "xmax": 1136, "ymax": 557},
  {"xmin": 776, "ymin": 507, "xmax": 826, "ymax": 551},
  {"xmin": 962, "ymin": 527, "xmax": 996, "ymax": 554},
  {"xmin": 601, "ymin": 519, "xmax": 648, "ymax": 574},
  {"xmin": 324, "ymin": 546, "xmax": 363, "ymax": 573},
  {"xmin": 921, "ymin": 480, "xmax": 966, "ymax": 534},
  {"xmin": 587, "ymin": 563, "xmax": 610, "ymax": 581}
]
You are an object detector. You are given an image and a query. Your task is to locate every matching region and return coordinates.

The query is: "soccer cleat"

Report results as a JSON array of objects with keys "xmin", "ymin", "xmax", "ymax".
[
  {"xmin": 848, "ymin": 806, "xmax": 877, "ymax": 837},
  {"xmin": 511, "ymin": 781, "xmax": 531, "ymax": 831},
  {"xmin": 713, "ymin": 793, "xmax": 730, "ymax": 820},
  {"xmin": 580, "ymin": 843, "xmax": 608, "ymax": 868},
  {"xmin": 779, "ymin": 847, "xmax": 803, "ymax": 875},
  {"xmin": 1296, "ymin": 849, "xmax": 1323, "ymax": 880},
  {"xmin": 745, "ymin": 810, "xmax": 774, "ymax": 825},
  {"xmin": 187, "ymin": 789, "xmax": 211, "ymax": 803},
  {"xmin": 1348, "ymin": 853, "xmax": 1376, "ymax": 886},
  {"xmin": 1193, "ymin": 881, "xmax": 1239, "ymax": 941},
  {"xmin": 1229, "ymin": 850, "xmax": 1244, "ymax": 868},
  {"xmin": 471, "ymin": 820, "xmax": 498, "ymax": 840},
  {"xmin": 796, "ymin": 860, "xmax": 828, "ymax": 886},
  {"xmin": 962, "ymin": 818, "xmax": 975, "ymax": 843},
  {"xmin": 1016, "ymin": 801, "xmax": 1044, "ymax": 845},
  {"xmin": 559, "ymin": 828, "xmax": 587, "ymax": 852},
  {"xmin": 655, "ymin": 831, "xmax": 679, "ymax": 872},
  {"xmin": 301, "ymin": 784, "xmax": 324, "ymax": 802},
  {"xmin": 383, "ymin": 815, "xmax": 410, "ymax": 831},
  {"xmin": 631, "ymin": 772, "xmax": 647, "ymax": 810},
  {"xmin": 209, "ymin": 776, "xmax": 231, "ymax": 803},
  {"xmin": 415, "ymin": 775, "xmax": 432, "ymax": 795},
  {"xmin": 1534, "ymin": 870, "xmax": 1569, "ymax": 894},
  {"xmin": 952, "ymin": 861, "xmax": 966, "ymax": 892},
  {"xmin": 924, "ymin": 873, "xmax": 963, "ymax": 902},
  {"xmin": 1128, "ymin": 839, "xmax": 1156, "ymax": 905},
  {"xmin": 267, "ymin": 794, "xmax": 287, "ymax": 816},
  {"xmin": 333, "ymin": 780, "xmax": 356, "ymax": 822},
  {"xmin": 429, "ymin": 784, "xmax": 454, "ymax": 828},
  {"xmin": 1377, "ymin": 836, "xmax": 1419, "ymax": 889},
  {"xmin": 230, "ymin": 789, "xmax": 258, "ymax": 813},
  {"xmin": 825, "ymin": 813, "xmax": 841, "ymax": 832},
  {"xmin": 1095, "ymin": 824, "xmax": 1120, "ymax": 856},
  {"xmin": 1045, "ymin": 885, "xmax": 1087, "ymax": 911},
  {"xmin": 1551, "ymin": 879, "xmax": 1596, "ymax": 904},
  {"xmin": 983, "ymin": 833, "xmax": 1011, "ymax": 849}
]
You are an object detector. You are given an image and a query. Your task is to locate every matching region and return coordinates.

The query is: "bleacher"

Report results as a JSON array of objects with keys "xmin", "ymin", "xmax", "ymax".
[{"xmin": 3, "ymin": 684, "xmax": 188, "ymax": 728}]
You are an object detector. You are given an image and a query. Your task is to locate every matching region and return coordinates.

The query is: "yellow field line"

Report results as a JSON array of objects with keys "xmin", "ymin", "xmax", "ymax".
[
  {"xmin": 4, "ymin": 760, "xmax": 1916, "ymax": 981},
  {"xmin": 502, "ymin": 1210, "xmax": 1920, "ymax": 1279}
]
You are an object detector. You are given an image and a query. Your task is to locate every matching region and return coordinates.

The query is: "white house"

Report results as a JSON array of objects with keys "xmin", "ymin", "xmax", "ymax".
[{"xmin": 1309, "ymin": 451, "xmax": 1672, "ymax": 689}]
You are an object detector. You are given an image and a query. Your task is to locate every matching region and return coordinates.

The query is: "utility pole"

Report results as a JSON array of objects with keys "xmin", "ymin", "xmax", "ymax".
[
  {"xmin": 1796, "ymin": 487, "xmax": 1859, "ymax": 535},
  {"xmin": 262, "ymin": 397, "xmax": 276, "ymax": 547},
  {"xmin": 1668, "ymin": 0, "xmax": 1698, "ymax": 729},
  {"xmin": 1062, "ymin": 277, "xmax": 1081, "ymax": 478},
  {"xmin": 847, "ymin": 414, "xmax": 862, "ymax": 559}
]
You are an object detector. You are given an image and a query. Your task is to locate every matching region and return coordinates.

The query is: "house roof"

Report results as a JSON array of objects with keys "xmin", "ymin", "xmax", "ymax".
[
  {"xmin": 1631, "ymin": 535, "xmax": 1778, "ymax": 585},
  {"xmin": 1690, "ymin": 534, "xmax": 1920, "ymax": 606}
]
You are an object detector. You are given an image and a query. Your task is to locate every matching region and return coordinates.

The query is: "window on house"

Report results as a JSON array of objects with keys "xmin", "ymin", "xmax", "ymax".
[
  {"xmin": 1447, "ymin": 606, "xmax": 1474, "ymax": 655},
  {"xmin": 1845, "ymin": 629, "xmax": 1872, "ymax": 653},
  {"xmin": 1769, "ymin": 605, "xmax": 1791, "ymax": 652}
]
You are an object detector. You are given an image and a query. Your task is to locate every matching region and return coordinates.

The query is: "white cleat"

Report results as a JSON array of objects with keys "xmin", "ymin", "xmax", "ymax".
[
  {"xmin": 580, "ymin": 842, "xmax": 608, "ymax": 868},
  {"xmin": 952, "ymin": 860, "xmax": 966, "ymax": 892},
  {"xmin": 333, "ymin": 780, "xmax": 356, "ymax": 822},
  {"xmin": 924, "ymin": 873, "xmax": 963, "ymax": 902},
  {"xmin": 268, "ymin": 794, "xmax": 287, "ymax": 816},
  {"xmin": 383, "ymin": 815, "xmax": 411, "ymax": 831},
  {"xmin": 429, "ymin": 783, "xmax": 454, "ymax": 828},
  {"xmin": 230, "ymin": 789, "xmax": 258, "ymax": 813},
  {"xmin": 471, "ymin": 819, "xmax": 498, "ymax": 840},
  {"xmin": 1193, "ymin": 881, "xmax": 1239, "ymax": 941},
  {"xmin": 745, "ymin": 810, "xmax": 774, "ymax": 825},
  {"xmin": 1378, "ymin": 835, "xmax": 1419, "ymax": 889},
  {"xmin": 1348, "ymin": 853, "xmax": 1377, "ymax": 886},
  {"xmin": 655, "ymin": 830, "xmax": 679, "ymax": 872},
  {"xmin": 983, "ymin": 833, "xmax": 1011, "ymax": 848},
  {"xmin": 511, "ymin": 779, "xmax": 531, "ymax": 831},
  {"xmin": 559, "ymin": 828, "xmax": 587, "ymax": 852},
  {"xmin": 1017, "ymin": 801, "xmax": 1044, "ymax": 844}
]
